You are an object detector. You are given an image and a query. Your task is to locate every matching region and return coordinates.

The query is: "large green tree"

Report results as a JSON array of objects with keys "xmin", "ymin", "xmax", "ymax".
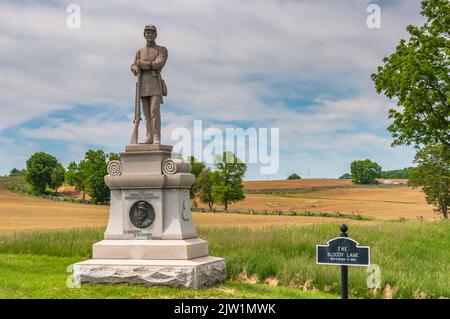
[
  {"xmin": 69, "ymin": 150, "xmax": 119, "ymax": 204},
  {"xmin": 212, "ymin": 152, "xmax": 247, "ymax": 211},
  {"xmin": 25, "ymin": 152, "xmax": 62, "ymax": 194},
  {"xmin": 86, "ymin": 150, "xmax": 120, "ymax": 204},
  {"xmin": 50, "ymin": 163, "xmax": 65, "ymax": 190},
  {"xmin": 350, "ymin": 159, "xmax": 382, "ymax": 185},
  {"xmin": 371, "ymin": 0, "xmax": 449, "ymax": 148},
  {"xmin": 197, "ymin": 167, "xmax": 215, "ymax": 210},
  {"xmin": 65, "ymin": 161, "xmax": 87, "ymax": 201},
  {"xmin": 409, "ymin": 145, "xmax": 449, "ymax": 219},
  {"xmin": 188, "ymin": 156, "xmax": 206, "ymax": 207}
]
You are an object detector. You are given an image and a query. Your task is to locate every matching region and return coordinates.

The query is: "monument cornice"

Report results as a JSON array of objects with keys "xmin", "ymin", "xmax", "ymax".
[{"xmin": 104, "ymin": 173, "xmax": 194, "ymax": 189}]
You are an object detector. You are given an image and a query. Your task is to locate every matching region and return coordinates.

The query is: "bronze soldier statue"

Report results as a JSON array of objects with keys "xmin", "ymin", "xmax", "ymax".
[{"xmin": 131, "ymin": 25, "xmax": 168, "ymax": 144}]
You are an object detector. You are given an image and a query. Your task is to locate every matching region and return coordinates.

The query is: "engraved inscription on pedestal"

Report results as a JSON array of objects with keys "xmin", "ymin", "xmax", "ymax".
[
  {"xmin": 129, "ymin": 201, "xmax": 155, "ymax": 229},
  {"xmin": 124, "ymin": 191, "xmax": 160, "ymax": 201}
]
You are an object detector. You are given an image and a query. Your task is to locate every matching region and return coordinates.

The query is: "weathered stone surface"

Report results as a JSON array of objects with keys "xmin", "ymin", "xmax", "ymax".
[
  {"xmin": 162, "ymin": 158, "xmax": 192, "ymax": 175},
  {"xmin": 125, "ymin": 144, "xmax": 173, "ymax": 152},
  {"xmin": 92, "ymin": 238, "xmax": 208, "ymax": 260},
  {"xmin": 119, "ymin": 151, "xmax": 171, "ymax": 175},
  {"xmin": 196, "ymin": 257, "xmax": 227, "ymax": 288},
  {"xmin": 103, "ymin": 186, "xmax": 196, "ymax": 240},
  {"xmin": 74, "ymin": 257, "xmax": 226, "ymax": 289}
]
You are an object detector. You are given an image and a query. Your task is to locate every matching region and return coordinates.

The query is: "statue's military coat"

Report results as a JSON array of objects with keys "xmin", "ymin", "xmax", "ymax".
[{"xmin": 131, "ymin": 45, "xmax": 168, "ymax": 98}]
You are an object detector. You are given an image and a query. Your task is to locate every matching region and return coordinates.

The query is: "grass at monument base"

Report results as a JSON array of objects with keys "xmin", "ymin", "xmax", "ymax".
[
  {"xmin": 0, "ymin": 254, "xmax": 334, "ymax": 299},
  {"xmin": 0, "ymin": 222, "xmax": 448, "ymax": 299}
]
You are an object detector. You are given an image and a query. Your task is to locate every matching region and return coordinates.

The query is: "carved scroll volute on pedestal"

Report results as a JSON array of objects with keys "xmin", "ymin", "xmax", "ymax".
[
  {"xmin": 161, "ymin": 158, "xmax": 192, "ymax": 175},
  {"xmin": 107, "ymin": 160, "xmax": 123, "ymax": 176}
]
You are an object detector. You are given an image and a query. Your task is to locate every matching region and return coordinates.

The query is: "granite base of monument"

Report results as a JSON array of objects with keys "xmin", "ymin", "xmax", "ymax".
[
  {"xmin": 73, "ymin": 144, "xmax": 226, "ymax": 289},
  {"xmin": 74, "ymin": 257, "xmax": 226, "ymax": 289}
]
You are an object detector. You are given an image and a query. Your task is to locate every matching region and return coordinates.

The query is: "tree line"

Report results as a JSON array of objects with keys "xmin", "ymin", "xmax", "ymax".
[
  {"xmin": 17, "ymin": 150, "xmax": 119, "ymax": 204},
  {"xmin": 340, "ymin": 163, "xmax": 415, "ymax": 182},
  {"xmin": 14, "ymin": 150, "xmax": 247, "ymax": 209}
]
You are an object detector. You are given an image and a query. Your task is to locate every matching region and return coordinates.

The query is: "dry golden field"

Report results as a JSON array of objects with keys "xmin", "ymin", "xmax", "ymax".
[
  {"xmin": 199, "ymin": 187, "xmax": 435, "ymax": 220},
  {"xmin": 0, "ymin": 188, "xmax": 108, "ymax": 233},
  {"xmin": 242, "ymin": 179, "xmax": 408, "ymax": 190},
  {"xmin": 243, "ymin": 179, "xmax": 352, "ymax": 190},
  {"xmin": 206, "ymin": 181, "xmax": 435, "ymax": 221},
  {"xmin": 0, "ymin": 179, "xmax": 436, "ymax": 233},
  {"xmin": 0, "ymin": 188, "xmax": 370, "ymax": 234}
]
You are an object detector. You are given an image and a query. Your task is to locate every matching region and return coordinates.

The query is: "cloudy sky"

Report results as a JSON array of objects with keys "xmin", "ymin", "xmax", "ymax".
[{"xmin": 0, "ymin": 0, "xmax": 424, "ymax": 180}]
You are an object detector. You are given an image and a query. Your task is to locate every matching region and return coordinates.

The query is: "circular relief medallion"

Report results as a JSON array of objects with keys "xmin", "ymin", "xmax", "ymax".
[{"xmin": 129, "ymin": 201, "xmax": 155, "ymax": 229}]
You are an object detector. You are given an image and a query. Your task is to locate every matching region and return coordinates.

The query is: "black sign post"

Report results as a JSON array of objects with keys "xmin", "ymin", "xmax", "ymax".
[
  {"xmin": 316, "ymin": 224, "xmax": 370, "ymax": 299},
  {"xmin": 340, "ymin": 225, "xmax": 349, "ymax": 299}
]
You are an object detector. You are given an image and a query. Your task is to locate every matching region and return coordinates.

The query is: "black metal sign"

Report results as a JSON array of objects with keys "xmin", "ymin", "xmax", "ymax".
[
  {"xmin": 316, "ymin": 225, "xmax": 371, "ymax": 299},
  {"xmin": 316, "ymin": 237, "xmax": 370, "ymax": 267}
]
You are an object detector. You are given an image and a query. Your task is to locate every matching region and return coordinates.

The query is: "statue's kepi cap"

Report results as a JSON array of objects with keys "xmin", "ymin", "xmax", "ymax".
[
  {"xmin": 137, "ymin": 202, "xmax": 147, "ymax": 209},
  {"xmin": 144, "ymin": 25, "xmax": 157, "ymax": 32}
]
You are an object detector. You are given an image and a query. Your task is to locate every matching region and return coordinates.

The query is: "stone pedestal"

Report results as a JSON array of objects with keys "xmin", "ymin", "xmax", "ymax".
[
  {"xmin": 74, "ymin": 257, "xmax": 226, "ymax": 289},
  {"xmin": 74, "ymin": 144, "xmax": 226, "ymax": 288}
]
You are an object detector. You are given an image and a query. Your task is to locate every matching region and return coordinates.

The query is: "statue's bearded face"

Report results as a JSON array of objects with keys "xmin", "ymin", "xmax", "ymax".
[
  {"xmin": 144, "ymin": 30, "xmax": 157, "ymax": 42},
  {"xmin": 137, "ymin": 208, "xmax": 147, "ymax": 222}
]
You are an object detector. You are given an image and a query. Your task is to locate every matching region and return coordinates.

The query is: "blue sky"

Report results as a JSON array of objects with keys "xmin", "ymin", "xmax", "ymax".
[{"xmin": 0, "ymin": 0, "xmax": 423, "ymax": 180}]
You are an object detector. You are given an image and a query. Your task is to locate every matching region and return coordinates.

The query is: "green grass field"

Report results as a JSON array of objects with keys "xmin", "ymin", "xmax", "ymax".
[
  {"xmin": 0, "ymin": 254, "xmax": 336, "ymax": 299},
  {"xmin": 0, "ymin": 221, "xmax": 448, "ymax": 299}
]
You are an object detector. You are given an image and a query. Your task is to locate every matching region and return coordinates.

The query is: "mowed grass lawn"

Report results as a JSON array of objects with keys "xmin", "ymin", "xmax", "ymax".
[
  {"xmin": 0, "ymin": 254, "xmax": 333, "ymax": 299},
  {"xmin": 0, "ymin": 222, "xmax": 448, "ymax": 299}
]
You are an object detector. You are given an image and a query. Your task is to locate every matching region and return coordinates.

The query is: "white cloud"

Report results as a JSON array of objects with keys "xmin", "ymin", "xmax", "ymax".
[{"xmin": 17, "ymin": 111, "xmax": 195, "ymax": 148}]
